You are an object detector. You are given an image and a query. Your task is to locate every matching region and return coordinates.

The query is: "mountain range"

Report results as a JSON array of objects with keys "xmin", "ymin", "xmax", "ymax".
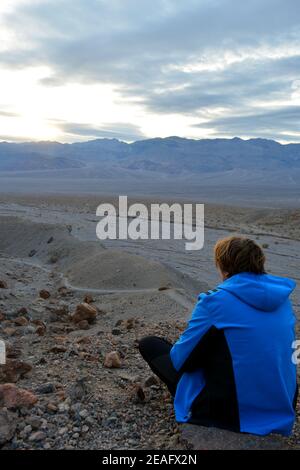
[{"xmin": 0, "ymin": 136, "xmax": 300, "ymax": 175}]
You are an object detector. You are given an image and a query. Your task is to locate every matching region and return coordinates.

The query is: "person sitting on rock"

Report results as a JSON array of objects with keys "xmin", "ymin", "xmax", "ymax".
[{"xmin": 139, "ymin": 236, "xmax": 298, "ymax": 436}]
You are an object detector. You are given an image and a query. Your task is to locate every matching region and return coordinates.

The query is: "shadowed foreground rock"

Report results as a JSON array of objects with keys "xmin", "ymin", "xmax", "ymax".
[
  {"xmin": 180, "ymin": 424, "xmax": 291, "ymax": 450},
  {"xmin": 0, "ymin": 409, "xmax": 17, "ymax": 445}
]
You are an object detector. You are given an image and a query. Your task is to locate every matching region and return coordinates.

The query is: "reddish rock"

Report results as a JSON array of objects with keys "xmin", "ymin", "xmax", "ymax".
[
  {"xmin": 2, "ymin": 327, "xmax": 17, "ymax": 337},
  {"xmin": 76, "ymin": 336, "xmax": 91, "ymax": 346},
  {"xmin": 35, "ymin": 325, "xmax": 46, "ymax": 336},
  {"xmin": 39, "ymin": 290, "xmax": 50, "ymax": 300},
  {"xmin": 0, "ymin": 280, "xmax": 8, "ymax": 289},
  {"xmin": 71, "ymin": 303, "xmax": 97, "ymax": 324},
  {"xmin": 14, "ymin": 316, "xmax": 29, "ymax": 327},
  {"xmin": 0, "ymin": 384, "xmax": 38, "ymax": 409},
  {"xmin": 0, "ymin": 359, "xmax": 32, "ymax": 383},
  {"xmin": 103, "ymin": 351, "xmax": 121, "ymax": 369},
  {"xmin": 0, "ymin": 312, "xmax": 5, "ymax": 322},
  {"xmin": 124, "ymin": 318, "xmax": 135, "ymax": 330},
  {"xmin": 17, "ymin": 307, "xmax": 28, "ymax": 316},
  {"xmin": 47, "ymin": 402, "xmax": 58, "ymax": 413},
  {"xmin": 83, "ymin": 294, "xmax": 94, "ymax": 304}
]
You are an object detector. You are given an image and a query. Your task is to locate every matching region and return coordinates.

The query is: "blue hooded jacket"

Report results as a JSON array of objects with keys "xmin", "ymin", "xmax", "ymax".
[{"xmin": 170, "ymin": 273, "xmax": 297, "ymax": 435}]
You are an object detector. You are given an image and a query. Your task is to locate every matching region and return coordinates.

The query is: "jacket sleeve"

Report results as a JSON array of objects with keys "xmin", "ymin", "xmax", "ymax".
[{"xmin": 170, "ymin": 294, "xmax": 213, "ymax": 374}]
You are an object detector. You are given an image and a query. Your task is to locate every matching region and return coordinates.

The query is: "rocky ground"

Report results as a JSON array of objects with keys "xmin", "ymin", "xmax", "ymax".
[
  {"xmin": 0, "ymin": 194, "xmax": 299, "ymax": 450},
  {"xmin": 0, "ymin": 254, "xmax": 193, "ymax": 450}
]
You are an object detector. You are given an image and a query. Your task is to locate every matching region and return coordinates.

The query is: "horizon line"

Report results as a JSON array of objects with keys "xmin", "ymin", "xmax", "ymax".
[{"xmin": 0, "ymin": 135, "xmax": 299, "ymax": 146}]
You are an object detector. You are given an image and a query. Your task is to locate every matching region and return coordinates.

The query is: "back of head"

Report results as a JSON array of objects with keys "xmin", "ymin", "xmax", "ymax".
[
  {"xmin": 214, "ymin": 236, "xmax": 266, "ymax": 278},
  {"xmin": 214, "ymin": 236, "xmax": 296, "ymax": 311}
]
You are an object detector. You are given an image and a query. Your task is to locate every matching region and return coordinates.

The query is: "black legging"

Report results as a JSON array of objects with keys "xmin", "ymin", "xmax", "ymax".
[{"xmin": 138, "ymin": 336, "xmax": 181, "ymax": 396}]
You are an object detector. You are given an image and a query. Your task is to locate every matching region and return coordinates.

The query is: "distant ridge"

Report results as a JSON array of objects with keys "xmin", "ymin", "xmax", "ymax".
[{"xmin": 0, "ymin": 136, "xmax": 300, "ymax": 173}]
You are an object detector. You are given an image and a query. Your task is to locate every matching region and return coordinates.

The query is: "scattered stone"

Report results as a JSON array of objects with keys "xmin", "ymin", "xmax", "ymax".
[
  {"xmin": 57, "ymin": 286, "xmax": 70, "ymax": 297},
  {"xmin": 76, "ymin": 336, "xmax": 91, "ymax": 345},
  {"xmin": 49, "ymin": 253, "xmax": 59, "ymax": 264},
  {"xmin": 29, "ymin": 431, "xmax": 46, "ymax": 442},
  {"xmin": 0, "ymin": 311, "xmax": 5, "ymax": 322},
  {"xmin": 26, "ymin": 416, "xmax": 42, "ymax": 430},
  {"xmin": 130, "ymin": 383, "xmax": 146, "ymax": 403},
  {"xmin": 0, "ymin": 384, "xmax": 38, "ymax": 409},
  {"xmin": 14, "ymin": 316, "xmax": 29, "ymax": 327},
  {"xmin": 0, "ymin": 360, "xmax": 32, "ymax": 383},
  {"xmin": 47, "ymin": 236, "xmax": 54, "ymax": 244},
  {"xmin": 47, "ymin": 402, "xmax": 58, "ymax": 413},
  {"xmin": 124, "ymin": 318, "xmax": 135, "ymax": 330},
  {"xmin": 59, "ymin": 426, "xmax": 68, "ymax": 435},
  {"xmin": 23, "ymin": 325, "xmax": 36, "ymax": 335},
  {"xmin": 83, "ymin": 294, "xmax": 94, "ymax": 304},
  {"xmin": 17, "ymin": 307, "xmax": 28, "ymax": 316},
  {"xmin": 111, "ymin": 328, "xmax": 122, "ymax": 336},
  {"xmin": 48, "ymin": 346, "xmax": 67, "ymax": 354},
  {"xmin": 0, "ymin": 409, "xmax": 17, "ymax": 445},
  {"xmin": 104, "ymin": 351, "xmax": 122, "ymax": 369},
  {"xmin": 79, "ymin": 409, "xmax": 89, "ymax": 419},
  {"xmin": 35, "ymin": 382, "xmax": 56, "ymax": 395},
  {"xmin": 35, "ymin": 325, "xmax": 46, "ymax": 336},
  {"xmin": 2, "ymin": 327, "xmax": 17, "ymax": 337},
  {"xmin": 67, "ymin": 378, "xmax": 89, "ymax": 402},
  {"xmin": 39, "ymin": 290, "xmax": 50, "ymax": 300},
  {"xmin": 28, "ymin": 249, "xmax": 37, "ymax": 257},
  {"xmin": 0, "ymin": 280, "xmax": 8, "ymax": 289},
  {"xmin": 71, "ymin": 303, "xmax": 97, "ymax": 324},
  {"xmin": 144, "ymin": 375, "xmax": 159, "ymax": 387},
  {"xmin": 38, "ymin": 357, "xmax": 47, "ymax": 365},
  {"xmin": 158, "ymin": 286, "xmax": 169, "ymax": 291}
]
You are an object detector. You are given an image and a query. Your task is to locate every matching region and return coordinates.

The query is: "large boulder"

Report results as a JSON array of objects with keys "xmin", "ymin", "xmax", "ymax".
[{"xmin": 0, "ymin": 384, "xmax": 38, "ymax": 409}]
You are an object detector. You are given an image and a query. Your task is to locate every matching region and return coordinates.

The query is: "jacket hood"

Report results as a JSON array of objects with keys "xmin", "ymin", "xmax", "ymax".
[{"xmin": 218, "ymin": 272, "xmax": 296, "ymax": 312}]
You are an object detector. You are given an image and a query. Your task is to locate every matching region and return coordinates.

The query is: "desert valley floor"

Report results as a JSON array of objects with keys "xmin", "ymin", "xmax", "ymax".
[{"xmin": 0, "ymin": 193, "xmax": 299, "ymax": 450}]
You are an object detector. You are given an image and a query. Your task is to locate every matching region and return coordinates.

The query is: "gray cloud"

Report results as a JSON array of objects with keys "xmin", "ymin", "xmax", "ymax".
[
  {"xmin": 193, "ymin": 105, "xmax": 300, "ymax": 142},
  {"xmin": 1, "ymin": 0, "xmax": 300, "ymax": 141},
  {"xmin": 0, "ymin": 109, "xmax": 19, "ymax": 117},
  {"xmin": 49, "ymin": 120, "xmax": 145, "ymax": 142}
]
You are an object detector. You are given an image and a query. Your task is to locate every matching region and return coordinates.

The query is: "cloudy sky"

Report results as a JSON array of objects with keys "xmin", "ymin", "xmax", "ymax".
[{"xmin": 0, "ymin": 0, "xmax": 300, "ymax": 143}]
